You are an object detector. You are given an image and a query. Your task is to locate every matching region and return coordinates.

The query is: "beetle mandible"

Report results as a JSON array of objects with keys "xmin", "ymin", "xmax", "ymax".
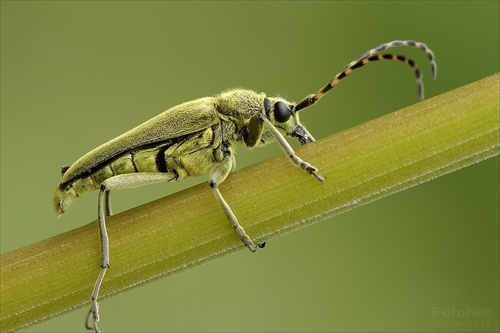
[{"xmin": 54, "ymin": 40, "xmax": 437, "ymax": 332}]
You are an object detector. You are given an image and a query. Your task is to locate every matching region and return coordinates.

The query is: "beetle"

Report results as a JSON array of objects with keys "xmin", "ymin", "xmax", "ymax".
[{"xmin": 54, "ymin": 40, "xmax": 436, "ymax": 332}]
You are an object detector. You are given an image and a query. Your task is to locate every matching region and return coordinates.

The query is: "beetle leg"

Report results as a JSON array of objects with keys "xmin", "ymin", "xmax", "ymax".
[
  {"xmin": 86, "ymin": 183, "xmax": 110, "ymax": 333},
  {"xmin": 87, "ymin": 173, "xmax": 178, "ymax": 333},
  {"xmin": 258, "ymin": 114, "xmax": 325, "ymax": 183},
  {"xmin": 210, "ymin": 156, "xmax": 264, "ymax": 252}
]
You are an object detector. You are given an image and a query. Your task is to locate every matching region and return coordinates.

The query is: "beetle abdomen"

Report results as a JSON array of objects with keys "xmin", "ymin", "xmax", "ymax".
[{"xmin": 54, "ymin": 122, "xmax": 235, "ymax": 216}]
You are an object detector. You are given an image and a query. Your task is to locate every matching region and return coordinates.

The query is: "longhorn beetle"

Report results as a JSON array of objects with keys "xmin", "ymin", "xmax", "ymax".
[{"xmin": 54, "ymin": 40, "xmax": 437, "ymax": 332}]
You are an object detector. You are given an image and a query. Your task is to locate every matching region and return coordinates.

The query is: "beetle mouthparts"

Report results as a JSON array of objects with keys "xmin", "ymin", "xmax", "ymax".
[{"xmin": 290, "ymin": 125, "xmax": 311, "ymax": 145}]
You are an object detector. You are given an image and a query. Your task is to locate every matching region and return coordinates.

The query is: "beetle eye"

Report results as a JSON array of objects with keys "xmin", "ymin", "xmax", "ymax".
[{"xmin": 274, "ymin": 101, "xmax": 292, "ymax": 123}]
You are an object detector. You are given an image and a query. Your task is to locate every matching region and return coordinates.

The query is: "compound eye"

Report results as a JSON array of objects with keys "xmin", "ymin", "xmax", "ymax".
[{"xmin": 274, "ymin": 101, "xmax": 292, "ymax": 123}]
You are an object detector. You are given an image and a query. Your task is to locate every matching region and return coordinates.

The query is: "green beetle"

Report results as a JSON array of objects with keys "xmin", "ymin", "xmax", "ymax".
[{"xmin": 54, "ymin": 40, "xmax": 436, "ymax": 332}]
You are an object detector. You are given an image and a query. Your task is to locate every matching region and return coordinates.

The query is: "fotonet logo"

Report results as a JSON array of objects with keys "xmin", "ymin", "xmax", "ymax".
[
  {"xmin": 433, "ymin": 307, "xmax": 492, "ymax": 318},
  {"xmin": 432, "ymin": 307, "xmax": 493, "ymax": 329}
]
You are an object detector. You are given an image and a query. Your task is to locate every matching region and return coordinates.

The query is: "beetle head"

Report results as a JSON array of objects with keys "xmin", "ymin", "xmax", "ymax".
[{"xmin": 265, "ymin": 97, "xmax": 315, "ymax": 145}]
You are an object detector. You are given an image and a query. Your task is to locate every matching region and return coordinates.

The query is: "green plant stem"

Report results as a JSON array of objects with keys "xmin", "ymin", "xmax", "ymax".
[{"xmin": 1, "ymin": 74, "xmax": 499, "ymax": 332}]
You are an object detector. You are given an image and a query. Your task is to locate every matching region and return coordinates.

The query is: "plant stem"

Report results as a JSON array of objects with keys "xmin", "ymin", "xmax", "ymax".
[{"xmin": 1, "ymin": 74, "xmax": 499, "ymax": 332}]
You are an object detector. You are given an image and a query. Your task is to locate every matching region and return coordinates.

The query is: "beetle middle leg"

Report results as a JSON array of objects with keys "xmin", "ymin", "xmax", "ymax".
[{"xmin": 210, "ymin": 155, "xmax": 265, "ymax": 252}]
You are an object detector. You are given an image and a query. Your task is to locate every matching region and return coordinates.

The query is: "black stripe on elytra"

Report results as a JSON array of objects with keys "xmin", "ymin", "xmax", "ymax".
[{"xmin": 60, "ymin": 133, "xmax": 197, "ymax": 190}]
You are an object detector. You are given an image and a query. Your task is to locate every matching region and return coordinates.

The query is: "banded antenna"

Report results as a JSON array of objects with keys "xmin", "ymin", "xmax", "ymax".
[{"xmin": 295, "ymin": 40, "xmax": 437, "ymax": 112}]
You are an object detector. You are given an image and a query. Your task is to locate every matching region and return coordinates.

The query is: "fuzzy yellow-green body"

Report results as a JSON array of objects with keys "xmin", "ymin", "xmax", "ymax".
[{"xmin": 54, "ymin": 89, "xmax": 300, "ymax": 216}]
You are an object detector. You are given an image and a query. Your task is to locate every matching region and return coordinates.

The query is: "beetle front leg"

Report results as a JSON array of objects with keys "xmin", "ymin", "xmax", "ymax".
[
  {"xmin": 210, "ymin": 156, "xmax": 265, "ymax": 252},
  {"xmin": 258, "ymin": 114, "xmax": 325, "ymax": 183}
]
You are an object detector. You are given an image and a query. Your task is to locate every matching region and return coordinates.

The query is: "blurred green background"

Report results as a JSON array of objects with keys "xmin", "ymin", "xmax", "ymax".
[{"xmin": 1, "ymin": 1, "xmax": 498, "ymax": 332}]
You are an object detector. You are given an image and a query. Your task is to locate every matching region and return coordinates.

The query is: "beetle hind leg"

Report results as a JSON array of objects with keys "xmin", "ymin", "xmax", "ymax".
[
  {"xmin": 86, "ymin": 173, "xmax": 178, "ymax": 332},
  {"xmin": 86, "ymin": 184, "xmax": 111, "ymax": 333}
]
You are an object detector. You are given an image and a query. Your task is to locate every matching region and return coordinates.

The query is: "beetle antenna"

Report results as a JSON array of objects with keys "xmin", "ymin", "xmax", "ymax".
[{"xmin": 295, "ymin": 40, "xmax": 437, "ymax": 112}]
